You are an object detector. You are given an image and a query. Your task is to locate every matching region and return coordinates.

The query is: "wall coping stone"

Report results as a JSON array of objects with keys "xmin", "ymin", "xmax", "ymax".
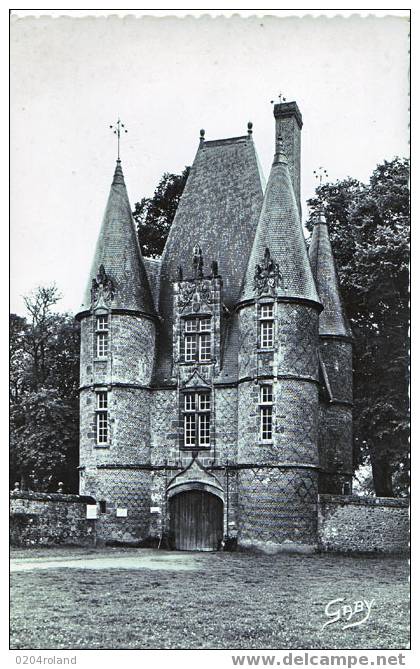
[
  {"xmin": 319, "ymin": 494, "xmax": 409, "ymax": 509},
  {"xmin": 10, "ymin": 491, "xmax": 96, "ymax": 504}
]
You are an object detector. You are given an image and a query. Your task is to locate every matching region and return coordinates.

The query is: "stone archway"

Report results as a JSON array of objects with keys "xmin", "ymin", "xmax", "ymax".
[
  {"xmin": 167, "ymin": 459, "xmax": 224, "ymax": 551},
  {"xmin": 169, "ymin": 488, "xmax": 223, "ymax": 551}
]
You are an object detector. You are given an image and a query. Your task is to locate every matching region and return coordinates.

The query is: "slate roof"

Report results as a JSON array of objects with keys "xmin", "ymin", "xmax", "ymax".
[
  {"xmin": 78, "ymin": 161, "xmax": 155, "ymax": 317},
  {"xmin": 308, "ymin": 211, "xmax": 352, "ymax": 338},
  {"xmin": 143, "ymin": 257, "xmax": 162, "ymax": 312},
  {"xmin": 241, "ymin": 146, "xmax": 320, "ymax": 305},
  {"xmin": 154, "ymin": 134, "xmax": 264, "ymax": 383}
]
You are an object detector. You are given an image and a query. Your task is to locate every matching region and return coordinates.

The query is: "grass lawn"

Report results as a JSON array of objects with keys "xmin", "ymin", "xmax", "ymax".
[{"xmin": 10, "ymin": 548, "xmax": 409, "ymax": 650}]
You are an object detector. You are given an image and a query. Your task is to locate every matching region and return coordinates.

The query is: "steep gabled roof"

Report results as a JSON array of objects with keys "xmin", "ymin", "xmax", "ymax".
[
  {"xmin": 78, "ymin": 161, "xmax": 155, "ymax": 317},
  {"xmin": 241, "ymin": 143, "xmax": 320, "ymax": 305},
  {"xmin": 308, "ymin": 211, "xmax": 352, "ymax": 337},
  {"xmin": 154, "ymin": 134, "xmax": 264, "ymax": 383}
]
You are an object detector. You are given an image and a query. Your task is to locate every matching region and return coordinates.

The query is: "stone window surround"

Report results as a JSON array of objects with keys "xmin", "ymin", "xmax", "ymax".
[
  {"xmin": 259, "ymin": 382, "xmax": 274, "ymax": 443},
  {"xmin": 94, "ymin": 312, "xmax": 110, "ymax": 360},
  {"xmin": 181, "ymin": 315, "xmax": 212, "ymax": 364},
  {"xmin": 179, "ymin": 387, "xmax": 213, "ymax": 451},
  {"xmin": 95, "ymin": 387, "xmax": 110, "ymax": 448},
  {"xmin": 257, "ymin": 299, "xmax": 275, "ymax": 351}
]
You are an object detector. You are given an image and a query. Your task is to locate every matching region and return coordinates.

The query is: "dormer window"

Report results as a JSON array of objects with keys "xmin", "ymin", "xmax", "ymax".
[
  {"xmin": 183, "ymin": 316, "xmax": 212, "ymax": 363},
  {"xmin": 96, "ymin": 314, "xmax": 109, "ymax": 358},
  {"xmin": 259, "ymin": 303, "xmax": 274, "ymax": 349}
]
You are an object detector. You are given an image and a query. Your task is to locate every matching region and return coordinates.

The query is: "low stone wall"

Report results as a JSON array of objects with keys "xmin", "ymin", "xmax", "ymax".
[
  {"xmin": 318, "ymin": 494, "xmax": 409, "ymax": 555},
  {"xmin": 10, "ymin": 491, "xmax": 97, "ymax": 547}
]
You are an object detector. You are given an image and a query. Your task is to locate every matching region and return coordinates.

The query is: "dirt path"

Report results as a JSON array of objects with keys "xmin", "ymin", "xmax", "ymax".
[{"xmin": 10, "ymin": 548, "xmax": 203, "ymax": 572}]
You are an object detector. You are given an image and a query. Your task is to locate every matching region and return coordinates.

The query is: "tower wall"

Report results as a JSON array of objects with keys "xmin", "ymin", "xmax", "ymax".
[
  {"xmin": 79, "ymin": 467, "xmax": 151, "ymax": 543},
  {"xmin": 79, "ymin": 313, "xmax": 155, "ymax": 388},
  {"xmin": 79, "ymin": 312, "xmax": 156, "ymax": 542},
  {"xmin": 319, "ymin": 338, "xmax": 353, "ymax": 493},
  {"xmin": 237, "ymin": 301, "xmax": 319, "ymax": 552}
]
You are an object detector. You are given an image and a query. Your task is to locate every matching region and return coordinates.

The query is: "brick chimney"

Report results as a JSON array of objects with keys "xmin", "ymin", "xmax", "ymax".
[{"xmin": 273, "ymin": 101, "xmax": 303, "ymax": 219}]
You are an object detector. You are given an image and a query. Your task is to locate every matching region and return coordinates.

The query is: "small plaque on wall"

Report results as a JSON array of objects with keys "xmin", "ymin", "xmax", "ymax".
[
  {"xmin": 150, "ymin": 506, "xmax": 161, "ymax": 513},
  {"xmin": 116, "ymin": 508, "xmax": 128, "ymax": 517},
  {"xmin": 86, "ymin": 505, "xmax": 97, "ymax": 519}
]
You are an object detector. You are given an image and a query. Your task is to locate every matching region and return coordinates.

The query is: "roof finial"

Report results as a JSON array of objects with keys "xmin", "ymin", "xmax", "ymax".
[
  {"xmin": 109, "ymin": 118, "xmax": 128, "ymax": 162},
  {"xmin": 247, "ymin": 121, "xmax": 253, "ymax": 136},
  {"xmin": 200, "ymin": 128, "xmax": 205, "ymax": 144}
]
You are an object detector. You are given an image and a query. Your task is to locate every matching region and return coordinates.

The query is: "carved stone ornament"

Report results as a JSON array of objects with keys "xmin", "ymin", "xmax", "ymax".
[
  {"xmin": 91, "ymin": 264, "xmax": 115, "ymax": 308},
  {"xmin": 177, "ymin": 247, "xmax": 213, "ymax": 312},
  {"xmin": 178, "ymin": 280, "xmax": 212, "ymax": 312},
  {"xmin": 192, "ymin": 246, "xmax": 204, "ymax": 279},
  {"xmin": 253, "ymin": 247, "xmax": 283, "ymax": 296},
  {"xmin": 178, "ymin": 282, "xmax": 196, "ymax": 311}
]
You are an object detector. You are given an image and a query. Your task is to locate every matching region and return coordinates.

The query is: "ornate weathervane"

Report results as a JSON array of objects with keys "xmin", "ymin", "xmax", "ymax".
[
  {"xmin": 270, "ymin": 92, "xmax": 287, "ymax": 105},
  {"xmin": 109, "ymin": 118, "xmax": 128, "ymax": 161},
  {"xmin": 313, "ymin": 167, "xmax": 328, "ymax": 187}
]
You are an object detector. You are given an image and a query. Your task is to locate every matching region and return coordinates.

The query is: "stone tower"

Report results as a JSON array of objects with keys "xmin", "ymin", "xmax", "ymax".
[
  {"xmin": 76, "ymin": 160, "xmax": 157, "ymax": 542},
  {"xmin": 309, "ymin": 210, "xmax": 353, "ymax": 494},
  {"xmin": 236, "ymin": 104, "xmax": 322, "ymax": 552}
]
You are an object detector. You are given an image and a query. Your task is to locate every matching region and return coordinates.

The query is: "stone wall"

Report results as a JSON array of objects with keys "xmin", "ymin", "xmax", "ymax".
[
  {"xmin": 238, "ymin": 466, "xmax": 318, "ymax": 553},
  {"xmin": 82, "ymin": 468, "xmax": 151, "ymax": 544},
  {"xmin": 318, "ymin": 494, "xmax": 409, "ymax": 554},
  {"xmin": 10, "ymin": 491, "xmax": 96, "ymax": 547}
]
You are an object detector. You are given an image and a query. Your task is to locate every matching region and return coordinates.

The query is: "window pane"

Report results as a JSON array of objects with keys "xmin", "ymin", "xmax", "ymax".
[
  {"xmin": 97, "ymin": 412, "xmax": 108, "ymax": 444},
  {"xmin": 97, "ymin": 391, "xmax": 108, "ymax": 409},
  {"xmin": 185, "ymin": 319, "xmax": 197, "ymax": 332},
  {"xmin": 198, "ymin": 392, "xmax": 210, "ymax": 411},
  {"xmin": 97, "ymin": 315, "xmax": 108, "ymax": 331},
  {"xmin": 184, "ymin": 392, "xmax": 196, "ymax": 412},
  {"xmin": 260, "ymin": 385, "xmax": 273, "ymax": 404},
  {"xmin": 260, "ymin": 406, "xmax": 273, "ymax": 441},
  {"xmin": 97, "ymin": 332, "xmax": 108, "ymax": 357},
  {"xmin": 199, "ymin": 333, "xmax": 211, "ymax": 361},
  {"xmin": 260, "ymin": 321, "xmax": 274, "ymax": 348},
  {"xmin": 184, "ymin": 334, "xmax": 197, "ymax": 362},
  {"xmin": 260, "ymin": 304, "xmax": 274, "ymax": 319},
  {"xmin": 198, "ymin": 413, "xmax": 210, "ymax": 446},
  {"xmin": 184, "ymin": 414, "xmax": 196, "ymax": 446},
  {"xmin": 199, "ymin": 317, "xmax": 211, "ymax": 332}
]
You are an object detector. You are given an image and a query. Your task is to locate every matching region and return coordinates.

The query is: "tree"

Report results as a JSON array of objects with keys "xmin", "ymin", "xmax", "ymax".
[
  {"xmin": 10, "ymin": 389, "xmax": 79, "ymax": 492},
  {"xmin": 133, "ymin": 167, "xmax": 190, "ymax": 256},
  {"xmin": 10, "ymin": 286, "xmax": 80, "ymax": 492},
  {"xmin": 22, "ymin": 285, "xmax": 62, "ymax": 391},
  {"xmin": 306, "ymin": 158, "xmax": 409, "ymax": 497},
  {"xmin": 10, "ymin": 314, "xmax": 28, "ymax": 404}
]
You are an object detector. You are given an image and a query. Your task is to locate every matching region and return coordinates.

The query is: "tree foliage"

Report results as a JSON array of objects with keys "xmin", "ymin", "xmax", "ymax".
[
  {"xmin": 133, "ymin": 167, "xmax": 190, "ymax": 256},
  {"xmin": 10, "ymin": 286, "xmax": 80, "ymax": 492},
  {"xmin": 307, "ymin": 158, "xmax": 409, "ymax": 497}
]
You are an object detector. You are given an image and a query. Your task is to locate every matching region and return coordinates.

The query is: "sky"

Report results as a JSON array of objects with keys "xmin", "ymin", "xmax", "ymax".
[{"xmin": 10, "ymin": 11, "xmax": 410, "ymax": 315}]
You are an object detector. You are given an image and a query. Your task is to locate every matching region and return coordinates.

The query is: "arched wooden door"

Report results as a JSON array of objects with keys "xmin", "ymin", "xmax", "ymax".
[{"xmin": 169, "ymin": 490, "xmax": 223, "ymax": 551}]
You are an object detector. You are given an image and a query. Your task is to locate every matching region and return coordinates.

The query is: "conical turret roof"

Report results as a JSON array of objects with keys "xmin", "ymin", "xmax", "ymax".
[
  {"xmin": 308, "ymin": 211, "xmax": 351, "ymax": 337},
  {"xmin": 78, "ymin": 161, "xmax": 155, "ymax": 317},
  {"xmin": 241, "ymin": 143, "xmax": 320, "ymax": 306}
]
